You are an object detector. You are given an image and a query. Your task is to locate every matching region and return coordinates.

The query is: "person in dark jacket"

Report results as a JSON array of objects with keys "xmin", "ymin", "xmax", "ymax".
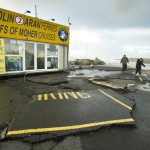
[
  {"xmin": 120, "ymin": 55, "xmax": 129, "ymax": 71},
  {"xmin": 135, "ymin": 58, "xmax": 145, "ymax": 75}
]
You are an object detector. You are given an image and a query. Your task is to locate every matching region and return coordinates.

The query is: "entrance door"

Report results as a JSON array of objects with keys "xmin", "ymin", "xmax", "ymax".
[{"xmin": 25, "ymin": 42, "xmax": 35, "ymax": 70}]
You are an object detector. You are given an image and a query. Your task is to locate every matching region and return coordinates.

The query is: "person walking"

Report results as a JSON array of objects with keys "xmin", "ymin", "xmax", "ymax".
[
  {"xmin": 120, "ymin": 55, "xmax": 129, "ymax": 71},
  {"xmin": 135, "ymin": 58, "xmax": 145, "ymax": 75}
]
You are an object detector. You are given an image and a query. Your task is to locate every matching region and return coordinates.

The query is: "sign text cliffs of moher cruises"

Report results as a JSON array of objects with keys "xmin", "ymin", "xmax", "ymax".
[{"xmin": 0, "ymin": 8, "xmax": 69, "ymax": 45}]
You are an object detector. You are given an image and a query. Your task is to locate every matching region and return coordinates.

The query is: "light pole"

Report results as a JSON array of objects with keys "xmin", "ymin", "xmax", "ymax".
[
  {"xmin": 68, "ymin": 17, "xmax": 72, "ymax": 27},
  {"xmin": 49, "ymin": 18, "xmax": 55, "ymax": 22},
  {"xmin": 24, "ymin": 10, "xmax": 31, "ymax": 15}
]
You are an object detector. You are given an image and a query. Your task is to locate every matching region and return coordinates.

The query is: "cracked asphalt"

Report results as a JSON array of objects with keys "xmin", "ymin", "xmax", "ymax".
[{"xmin": 0, "ymin": 66, "xmax": 150, "ymax": 150}]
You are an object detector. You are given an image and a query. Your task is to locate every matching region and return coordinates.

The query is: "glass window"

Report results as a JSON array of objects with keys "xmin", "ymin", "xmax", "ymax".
[
  {"xmin": 25, "ymin": 42, "xmax": 35, "ymax": 70},
  {"xmin": 47, "ymin": 57, "xmax": 58, "ymax": 69},
  {"xmin": 5, "ymin": 56, "xmax": 23, "ymax": 71},
  {"xmin": 47, "ymin": 44, "xmax": 58, "ymax": 69},
  {"xmin": 37, "ymin": 44, "xmax": 45, "ymax": 69},
  {"xmin": 5, "ymin": 39, "xmax": 23, "ymax": 55},
  {"xmin": 47, "ymin": 44, "xmax": 58, "ymax": 57},
  {"xmin": 5, "ymin": 38, "xmax": 23, "ymax": 72}
]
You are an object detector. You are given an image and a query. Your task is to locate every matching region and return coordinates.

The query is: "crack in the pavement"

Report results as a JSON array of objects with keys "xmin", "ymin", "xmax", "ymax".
[{"xmin": 27, "ymin": 79, "xmax": 69, "ymax": 86}]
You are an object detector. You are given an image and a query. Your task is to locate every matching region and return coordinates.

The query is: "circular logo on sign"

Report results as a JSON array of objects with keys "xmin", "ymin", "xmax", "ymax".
[
  {"xmin": 58, "ymin": 29, "xmax": 68, "ymax": 41},
  {"xmin": 16, "ymin": 16, "xmax": 24, "ymax": 25}
]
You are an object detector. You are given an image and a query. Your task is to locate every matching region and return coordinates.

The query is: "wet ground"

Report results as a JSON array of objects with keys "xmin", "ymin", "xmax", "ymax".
[
  {"xmin": 0, "ymin": 66, "xmax": 150, "ymax": 150},
  {"xmin": 68, "ymin": 69, "xmax": 122, "ymax": 78}
]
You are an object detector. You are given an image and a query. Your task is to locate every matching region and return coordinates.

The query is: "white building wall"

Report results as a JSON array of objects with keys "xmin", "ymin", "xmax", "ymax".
[
  {"xmin": 58, "ymin": 45, "xmax": 64, "ymax": 70},
  {"xmin": 58, "ymin": 45, "xmax": 68, "ymax": 70},
  {"xmin": 64, "ymin": 46, "xmax": 69, "ymax": 69}
]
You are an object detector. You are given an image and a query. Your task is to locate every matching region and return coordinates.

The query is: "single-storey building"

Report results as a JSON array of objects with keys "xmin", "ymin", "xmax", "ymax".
[{"xmin": 0, "ymin": 8, "xmax": 69, "ymax": 76}]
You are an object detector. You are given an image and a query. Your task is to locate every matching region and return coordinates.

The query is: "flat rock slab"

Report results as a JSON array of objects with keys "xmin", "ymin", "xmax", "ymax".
[{"xmin": 6, "ymin": 89, "xmax": 135, "ymax": 138}]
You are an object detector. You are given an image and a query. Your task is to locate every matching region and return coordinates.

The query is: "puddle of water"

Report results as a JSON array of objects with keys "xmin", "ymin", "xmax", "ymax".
[
  {"xmin": 136, "ymin": 83, "xmax": 150, "ymax": 92},
  {"xmin": 68, "ymin": 69, "xmax": 150, "ymax": 92},
  {"xmin": 68, "ymin": 69, "xmax": 121, "ymax": 78}
]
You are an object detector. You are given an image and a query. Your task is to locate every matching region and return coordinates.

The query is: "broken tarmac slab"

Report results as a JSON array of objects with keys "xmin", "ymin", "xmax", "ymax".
[
  {"xmin": 25, "ymin": 73, "xmax": 69, "ymax": 85},
  {"xmin": 0, "ymin": 84, "xmax": 22, "ymax": 125},
  {"xmin": 89, "ymin": 78, "xmax": 124, "ymax": 90},
  {"xmin": 89, "ymin": 77, "xmax": 149, "ymax": 93},
  {"xmin": 0, "ymin": 83, "xmax": 23, "ymax": 139},
  {"xmin": 136, "ymin": 74, "xmax": 150, "ymax": 83},
  {"xmin": 0, "ymin": 136, "xmax": 82, "ymax": 150},
  {"xmin": 27, "ymin": 78, "xmax": 69, "ymax": 86},
  {"xmin": 5, "ymin": 89, "xmax": 135, "ymax": 139}
]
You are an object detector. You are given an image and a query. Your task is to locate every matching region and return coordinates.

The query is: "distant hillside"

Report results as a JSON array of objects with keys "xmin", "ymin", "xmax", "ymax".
[{"xmin": 129, "ymin": 58, "xmax": 150, "ymax": 64}]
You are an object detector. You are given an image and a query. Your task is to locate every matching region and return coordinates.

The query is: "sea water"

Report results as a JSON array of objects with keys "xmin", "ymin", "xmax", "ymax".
[{"xmin": 102, "ymin": 59, "xmax": 150, "ymax": 70}]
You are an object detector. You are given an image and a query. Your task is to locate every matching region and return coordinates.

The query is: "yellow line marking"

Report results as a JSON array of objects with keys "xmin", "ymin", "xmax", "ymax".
[
  {"xmin": 76, "ymin": 92, "xmax": 91, "ymax": 99},
  {"xmin": 7, "ymin": 118, "xmax": 134, "ymax": 136},
  {"xmin": 38, "ymin": 95, "xmax": 42, "ymax": 101},
  {"xmin": 50, "ymin": 93, "xmax": 57, "ymax": 100},
  {"xmin": 138, "ymin": 76, "xmax": 143, "ymax": 82},
  {"xmin": 98, "ymin": 89, "xmax": 132, "ymax": 110},
  {"xmin": 58, "ymin": 93, "xmax": 63, "ymax": 100},
  {"xmin": 64, "ymin": 92, "xmax": 69, "ymax": 100},
  {"xmin": 67, "ymin": 92, "xmax": 78, "ymax": 99},
  {"xmin": 44, "ymin": 94, "xmax": 48, "ymax": 100}
]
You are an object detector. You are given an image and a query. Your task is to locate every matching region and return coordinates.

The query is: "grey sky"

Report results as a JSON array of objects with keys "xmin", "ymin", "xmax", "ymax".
[
  {"xmin": 69, "ymin": 0, "xmax": 150, "ymax": 29},
  {"xmin": 0, "ymin": 0, "xmax": 150, "ymax": 59}
]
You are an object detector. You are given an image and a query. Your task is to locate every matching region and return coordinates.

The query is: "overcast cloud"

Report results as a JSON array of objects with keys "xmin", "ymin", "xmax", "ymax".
[
  {"xmin": 1, "ymin": 0, "xmax": 150, "ymax": 59},
  {"xmin": 69, "ymin": 0, "xmax": 150, "ymax": 28}
]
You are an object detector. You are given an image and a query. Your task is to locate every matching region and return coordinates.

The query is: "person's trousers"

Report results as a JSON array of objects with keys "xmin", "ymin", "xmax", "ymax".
[
  {"xmin": 122, "ymin": 64, "xmax": 127, "ymax": 70},
  {"xmin": 135, "ymin": 69, "xmax": 141, "ymax": 75}
]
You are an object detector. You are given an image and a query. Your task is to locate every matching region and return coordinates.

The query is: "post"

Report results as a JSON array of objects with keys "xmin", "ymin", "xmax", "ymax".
[{"xmin": 35, "ymin": 5, "xmax": 37, "ymax": 18}]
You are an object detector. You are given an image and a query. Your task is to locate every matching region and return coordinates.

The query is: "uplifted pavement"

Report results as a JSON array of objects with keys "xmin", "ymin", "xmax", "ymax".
[
  {"xmin": 1, "ymin": 67, "xmax": 150, "ymax": 150},
  {"xmin": 1, "ymin": 70, "xmax": 138, "ymax": 140},
  {"xmin": 7, "ymin": 89, "xmax": 135, "ymax": 138}
]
